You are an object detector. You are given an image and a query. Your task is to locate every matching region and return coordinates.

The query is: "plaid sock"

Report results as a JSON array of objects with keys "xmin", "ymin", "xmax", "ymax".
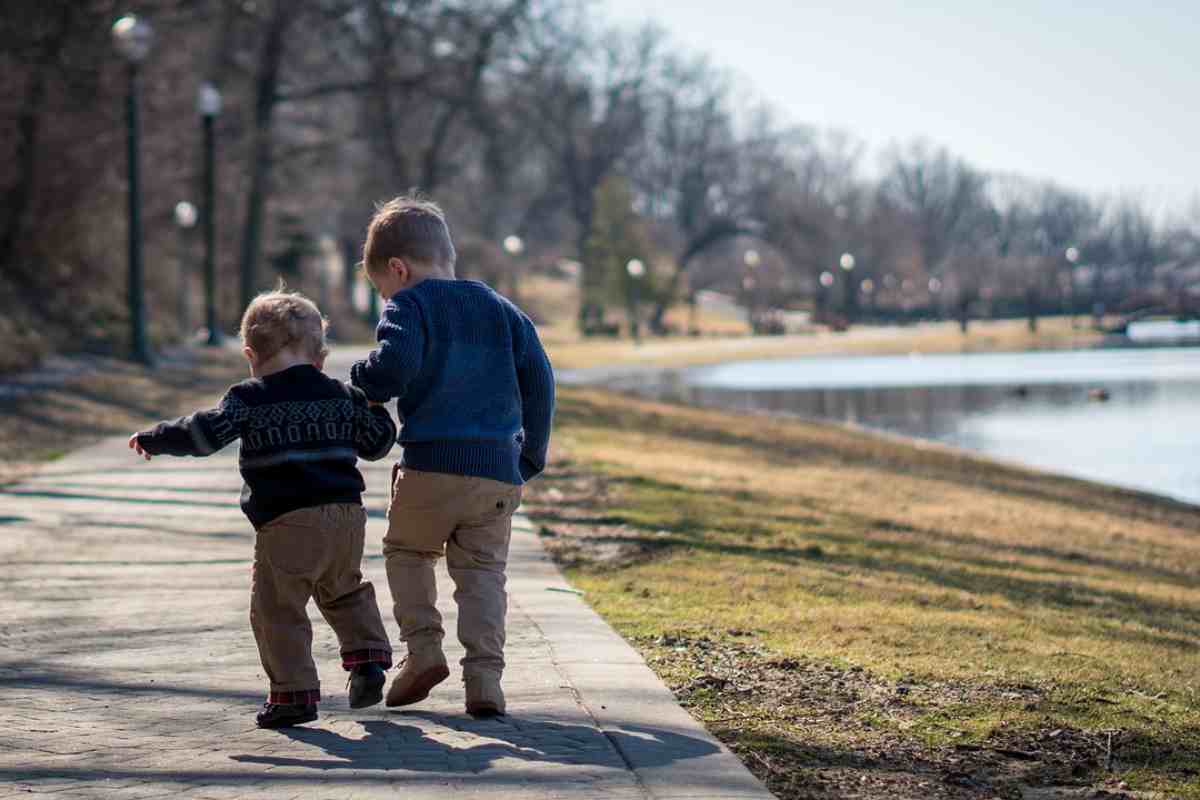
[
  {"xmin": 341, "ymin": 648, "xmax": 393, "ymax": 671},
  {"xmin": 267, "ymin": 688, "xmax": 321, "ymax": 705}
]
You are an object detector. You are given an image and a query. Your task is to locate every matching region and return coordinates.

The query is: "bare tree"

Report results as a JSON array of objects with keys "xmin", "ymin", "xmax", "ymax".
[
  {"xmin": 520, "ymin": 23, "xmax": 661, "ymax": 326},
  {"xmin": 880, "ymin": 141, "xmax": 990, "ymax": 281}
]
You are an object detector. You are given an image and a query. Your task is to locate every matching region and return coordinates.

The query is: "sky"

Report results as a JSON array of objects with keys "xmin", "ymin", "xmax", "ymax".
[{"xmin": 600, "ymin": 0, "xmax": 1198, "ymax": 214}]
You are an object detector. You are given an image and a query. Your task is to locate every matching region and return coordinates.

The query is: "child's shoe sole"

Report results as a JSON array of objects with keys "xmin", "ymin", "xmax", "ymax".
[
  {"xmin": 256, "ymin": 705, "xmax": 318, "ymax": 729},
  {"xmin": 466, "ymin": 700, "xmax": 504, "ymax": 718}
]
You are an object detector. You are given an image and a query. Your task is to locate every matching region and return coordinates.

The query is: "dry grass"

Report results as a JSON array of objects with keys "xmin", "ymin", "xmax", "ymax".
[
  {"xmin": 542, "ymin": 317, "xmax": 1105, "ymax": 371},
  {"xmin": 0, "ymin": 348, "xmax": 247, "ymax": 486},
  {"xmin": 523, "ymin": 387, "xmax": 1200, "ymax": 799}
]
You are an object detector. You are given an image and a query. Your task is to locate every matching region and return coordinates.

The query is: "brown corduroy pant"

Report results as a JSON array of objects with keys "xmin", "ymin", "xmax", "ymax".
[
  {"xmin": 382, "ymin": 467, "xmax": 522, "ymax": 679},
  {"xmin": 250, "ymin": 503, "xmax": 392, "ymax": 699}
]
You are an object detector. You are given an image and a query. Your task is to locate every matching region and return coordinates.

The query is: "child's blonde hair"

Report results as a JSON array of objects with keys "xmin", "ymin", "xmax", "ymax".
[{"xmin": 239, "ymin": 287, "xmax": 329, "ymax": 362}]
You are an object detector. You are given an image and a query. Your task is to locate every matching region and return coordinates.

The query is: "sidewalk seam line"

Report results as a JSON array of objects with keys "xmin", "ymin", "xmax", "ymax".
[{"xmin": 510, "ymin": 547, "xmax": 655, "ymax": 800}]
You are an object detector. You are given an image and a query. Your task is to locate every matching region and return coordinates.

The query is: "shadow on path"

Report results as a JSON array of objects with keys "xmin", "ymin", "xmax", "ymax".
[{"xmin": 229, "ymin": 714, "xmax": 717, "ymax": 773}]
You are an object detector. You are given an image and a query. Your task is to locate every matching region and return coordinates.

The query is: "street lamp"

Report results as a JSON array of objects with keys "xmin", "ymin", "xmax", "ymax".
[
  {"xmin": 502, "ymin": 234, "xmax": 524, "ymax": 300},
  {"xmin": 838, "ymin": 253, "xmax": 855, "ymax": 322},
  {"xmin": 626, "ymin": 258, "xmax": 645, "ymax": 343},
  {"xmin": 112, "ymin": 13, "xmax": 154, "ymax": 364},
  {"xmin": 860, "ymin": 278, "xmax": 875, "ymax": 317},
  {"xmin": 817, "ymin": 271, "xmax": 835, "ymax": 320},
  {"xmin": 1065, "ymin": 245, "xmax": 1080, "ymax": 325},
  {"xmin": 197, "ymin": 81, "xmax": 222, "ymax": 344},
  {"xmin": 174, "ymin": 201, "xmax": 197, "ymax": 337},
  {"xmin": 742, "ymin": 250, "xmax": 761, "ymax": 330}
]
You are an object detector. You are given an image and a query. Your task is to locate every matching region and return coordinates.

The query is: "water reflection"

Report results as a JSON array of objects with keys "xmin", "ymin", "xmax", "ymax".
[{"xmin": 599, "ymin": 348, "xmax": 1200, "ymax": 506}]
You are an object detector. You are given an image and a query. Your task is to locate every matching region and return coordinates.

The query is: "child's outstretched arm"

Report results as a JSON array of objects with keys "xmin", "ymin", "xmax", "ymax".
[
  {"xmin": 347, "ymin": 384, "xmax": 398, "ymax": 462},
  {"xmin": 129, "ymin": 390, "xmax": 245, "ymax": 460},
  {"xmin": 350, "ymin": 296, "xmax": 425, "ymax": 403},
  {"xmin": 514, "ymin": 314, "xmax": 555, "ymax": 482}
]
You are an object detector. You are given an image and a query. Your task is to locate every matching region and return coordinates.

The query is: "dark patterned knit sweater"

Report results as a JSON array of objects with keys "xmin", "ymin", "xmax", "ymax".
[
  {"xmin": 135, "ymin": 364, "xmax": 397, "ymax": 528},
  {"xmin": 350, "ymin": 278, "xmax": 554, "ymax": 484}
]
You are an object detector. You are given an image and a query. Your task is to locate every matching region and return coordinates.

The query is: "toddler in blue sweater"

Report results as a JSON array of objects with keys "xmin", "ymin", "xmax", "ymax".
[{"xmin": 351, "ymin": 196, "xmax": 554, "ymax": 716}]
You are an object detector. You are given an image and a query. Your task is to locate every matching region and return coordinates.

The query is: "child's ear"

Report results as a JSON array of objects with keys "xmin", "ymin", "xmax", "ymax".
[
  {"xmin": 242, "ymin": 346, "xmax": 257, "ymax": 366},
  {"xmin": 313, "ymin": 354, "xmax": 326, "ymax": 371},
  {"xmin": 389, "ymin": 256, "xmax": 408, "ymax": 286}
]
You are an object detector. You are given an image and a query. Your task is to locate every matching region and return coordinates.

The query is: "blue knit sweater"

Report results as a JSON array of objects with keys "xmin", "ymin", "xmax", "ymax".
[{"xmin": 350, "ymin": 278, "xmax": 555, "ymax": 485}]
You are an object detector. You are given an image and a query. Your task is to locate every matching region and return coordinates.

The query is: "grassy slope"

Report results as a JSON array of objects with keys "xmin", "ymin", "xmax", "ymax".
[
  {"xmin": 524, "ymin": 387, "xmax": 1200, "ymax": 799},
  {"xmin": 542, "ymin": 316, "xmax": 1105, "ymax": 370},
  {"xmin": 0, "ymin": 348, "xmax": 247, "ymax": 485}
]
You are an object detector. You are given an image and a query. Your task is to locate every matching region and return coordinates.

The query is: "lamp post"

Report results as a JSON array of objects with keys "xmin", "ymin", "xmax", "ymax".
[
  {"xmin": 742, "ymin": 250, "xmax": 761, "ymax": 330},
  {"xmin": 839, "ymin": 252, "xmax": 856, "ymax": 323},
  {"xmin": 502, "ymin": 234, "xmax": 524, "ymax": 302},
  {"xmin": 1065, "ymin": 245, "xmax": 1080, "ymax": 326},
  {"xmin": 197, "ymin": 82, "xmax": 222, "ymax": 344},
  {"xmin": 112, "ymin": 14, "xmax": 154, "ymax": 364},
  {"xmin": 173, "ymin": 201, "xmax": 197, "ymax": 336},
  {"xmin": 626, "ymin": 258, "xmax": 645, "ymax": 343},
  {"xmin": 860, "ymin": 278, "xmax": 875, "ymax": 317}
]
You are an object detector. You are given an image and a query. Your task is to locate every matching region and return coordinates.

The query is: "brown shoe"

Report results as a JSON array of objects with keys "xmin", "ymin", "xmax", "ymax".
[
  {"xmin": 465, "ymin": 672, "xmax": 505, "ymax": 717},
  {"xmin": 385, "ymin": 649, "xmax": 450, "ymax": 708}
]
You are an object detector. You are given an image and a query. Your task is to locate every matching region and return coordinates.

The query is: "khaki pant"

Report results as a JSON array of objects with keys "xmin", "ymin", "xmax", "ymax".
[
  {"xmin": 251, "ymin": 503, "xmax": 392, "ymax": 696},
  {"xmin": 383, "ymin": 466, "xmax": 522, "ymax": 678}
]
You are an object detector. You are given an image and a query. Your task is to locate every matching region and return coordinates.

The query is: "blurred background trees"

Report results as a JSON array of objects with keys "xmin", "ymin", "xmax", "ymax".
[{"xmin": 2, "ymin": 0, "xmax": 1198, "ymax": 371}]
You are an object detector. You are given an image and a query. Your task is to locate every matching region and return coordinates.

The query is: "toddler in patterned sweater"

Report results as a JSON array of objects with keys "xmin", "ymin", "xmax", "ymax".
[{"xmin": 130, "ymin": 290, "xmax": 396, "ymax": 728}]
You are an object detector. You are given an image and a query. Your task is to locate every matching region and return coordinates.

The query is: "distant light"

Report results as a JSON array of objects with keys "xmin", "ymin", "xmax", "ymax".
[
  {"xmin": 743, "ymin": 249, "xmax": 761, "ymax": 268},
  {"xmin": 819, "ymin": 271, "xmax": 835, "ymax": 287},
  {"xmin": 839, "ymin": 253, "xmax": 855, "ymax": 271},
  {"xmin": 929, "ymin": 277, "xmax": 943, "ymax": 293},
  {"xmin": 174, "ymin": 201, "xmax": 198, "ymax": 228},
  {"xmin": 112, "ymin": 14, "xmax": 154, "ymax": 63},
  {"xmin": 626, "ymin": 259, "xmax": 646, "ymax": 278},
  {"xmin": 861, "ymin": 278, "xmax": 874, "ymax": 294},
  {"xmin": 502, "ymin": 235, "xmax": 524, "ymax": 255},
  {"xmin": 1065, "ymin": 246, "xmax": 1080, "ymax": 264},
  {"xmin": 557, "ymin": 259, "xmax": 581, "ymax": 278},
  {"xmin": 433, "ymin": 39, "xmax": 456, "ymax": 58},
  {"xmin": 197, "ymin": 82, "xmax": 222, "ymax": 117}
]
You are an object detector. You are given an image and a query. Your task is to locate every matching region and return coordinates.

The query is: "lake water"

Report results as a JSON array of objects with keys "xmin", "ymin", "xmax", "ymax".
[{"xmin": 579, "ymin": 347, "xmax": 1200, "ymax": 507}]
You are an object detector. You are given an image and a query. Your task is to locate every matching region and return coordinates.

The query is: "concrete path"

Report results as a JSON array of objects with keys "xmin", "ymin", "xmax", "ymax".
[{"xmin": 0, "ymin": 352, "xmax": 772, "ymax": 799}]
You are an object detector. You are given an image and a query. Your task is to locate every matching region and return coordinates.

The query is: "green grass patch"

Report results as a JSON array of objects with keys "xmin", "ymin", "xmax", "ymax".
[{"xmin": 525, "ymin": 387, "xmax": 1200, "ymax": 799}]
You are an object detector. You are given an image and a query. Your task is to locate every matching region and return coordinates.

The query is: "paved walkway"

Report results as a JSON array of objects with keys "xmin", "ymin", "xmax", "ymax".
[{"xmin": 0, "ymin": 353, "xmax": 771, "ymax": 799}]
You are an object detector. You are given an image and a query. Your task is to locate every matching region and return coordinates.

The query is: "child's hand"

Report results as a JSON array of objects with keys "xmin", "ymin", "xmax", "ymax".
[{"xmin": 128, "ymin": 433, "xmax": 152, "ymax": 461}]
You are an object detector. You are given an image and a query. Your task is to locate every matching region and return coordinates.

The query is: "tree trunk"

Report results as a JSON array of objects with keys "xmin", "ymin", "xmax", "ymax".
[
  {"xmin": 366, "ymin": 0, "xmax": 410, "ymax": 190},
  {"xmin": 0, "ymin": 68, "xmax": 47, "ymax": 275},
  {"xmin": 0, "ymin": 5, "xmax": 71, "ymax": 274},
  {"xmin": 649, "ymin": 254, "xmax": 691, "ymax": 333},
  {"xmin": 237, "ymin": 0, "xmax": 290, "ymax": 310}
]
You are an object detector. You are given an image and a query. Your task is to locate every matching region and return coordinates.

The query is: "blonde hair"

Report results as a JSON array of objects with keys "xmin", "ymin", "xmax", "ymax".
[
  {"xmin": 362, "ymin": 195, "xmax": 456, "ymax": 274},
  {"xmin": 239, "ymin": 287, "xmax": 329, "ymax": 362}
]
